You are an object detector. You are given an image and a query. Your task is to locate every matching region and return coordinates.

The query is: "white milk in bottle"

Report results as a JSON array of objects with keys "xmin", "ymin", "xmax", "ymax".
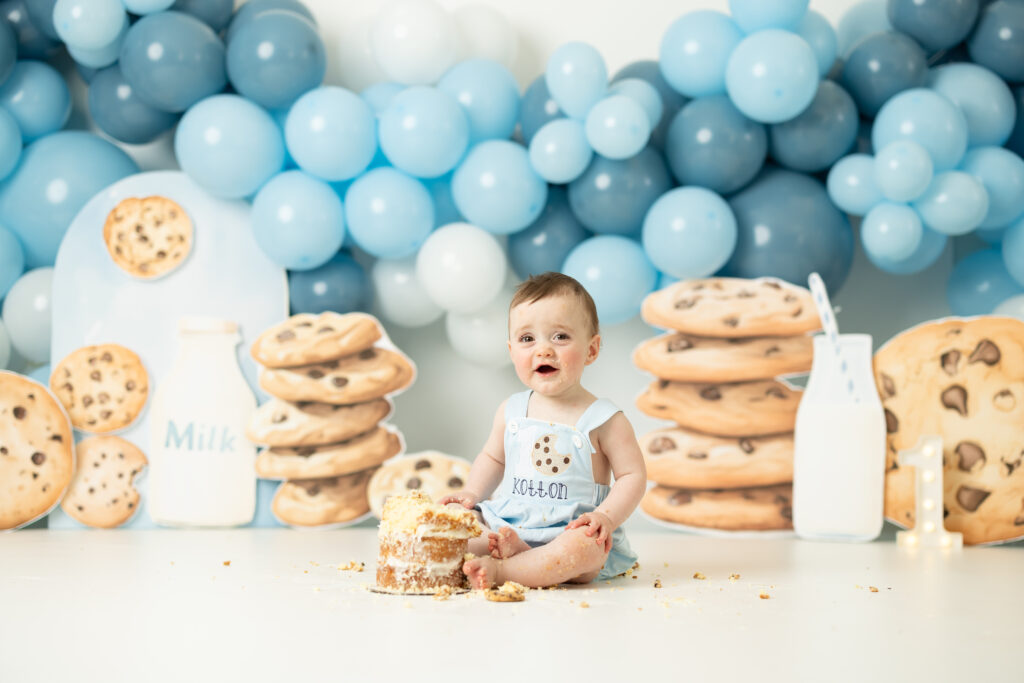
[
  {"xmin": 148, "ymin": 317, "xmax": 257, "ymax": 527},
  {"xmin": 792, "ymin": 334, "xmax": 886, "ymax": 541}
]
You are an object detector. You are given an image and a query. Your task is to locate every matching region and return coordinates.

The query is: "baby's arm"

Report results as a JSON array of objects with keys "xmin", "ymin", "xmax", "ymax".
[{"xmin": 440, "ymin": 402, "xmax": 507, "ymax": 508}]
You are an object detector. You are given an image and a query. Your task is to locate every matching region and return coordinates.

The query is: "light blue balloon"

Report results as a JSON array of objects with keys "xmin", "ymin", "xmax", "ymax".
[
  {"xmin": 959, "ymin": 147, "xmax": 1024, "ymax": 229},
  {"xmin": 251, "ymin": 171, "xmax": 344, "ymax": 271},
  {"xmin": 567, "ymin": 145, "xmax": 671, "ymax": 236},
  {"xmin": 861, "ymin": 202, "xmax": 922, "ymax": 262},
  {"xmin": 725, "ymin": 29, "xmax": 819, "ymax": 124},
  {"xmin": 836, "ymin": 0, "xmax": 892, "ymax": 57},
  {"xmin": 285, "ymin": 86, "xmax": 376, "ymax": 182},
  {"xmin": 119, "ymin": 11, "xmax": 226, "ymax": 113},
  {"xmin": 977, "ymin": 225, "xmax": 1007, "ymax": 244},
  {"xmin": 344, "ymin": 167, "xmax": 434, "ymax": 259},
  {"xmin": 827, "ymin": 154, "xmax": 883, "ymax": 215},
  {"xmin": 544, "ymin": 41, "xmax": 607, "ymax": 119},
  {"xmin": 612, "ymin": 60, "xmax": 687, "ymax": 151},
  {"xmin": 423, "ymin": 173, "xmax": 462, "ymax": 228},
  {"xmin": 796, "ymin": 10, "xmax": 837, "ymax": 77},
  {"xmin": 562, "ymin": 235, "xmax": 656, "ymax": 325},
  {"xmin": 0, "ymin": 131, "xmax": 137, "ymax": 268},
  {"xmin": 225, "ymin": 0, "xmax": 316, "ymax": 45},
  {"xmin": 872, "ymin": 89, "xmax": 968, "ymax": 171},
  {"xmin": 65, "ymin": 18, "xmax": 126, "ymax": 68},
  {"xmin": 912, "ymin": 171, "xmax": 989, "ymax": 235},
  {"xmin": 608, "ymin": 78, "xmax": 663, "ymax": 131},
  {"xmin": 169, "ymin": 0, "xmax": 233, "ymax": 32},
  {"xmin": 4, "ymin": 0, "xmax": 60, "ymax": 60},
  {"xmin": 642, "ymin": 186, "xmax": 737, "ymax": 279},
  {"xmin": 0, "ymin": 107, "xmax": 21, "ymax": 180},
  {"xmin": 52, "ymin": 0, "xmax": 126, "ymax": 50},
  {"xmin": 928, "ymin": 63, "xmax": 1016, "ymax": 149},
  {"xmin": 0, "ymin": 60, "xmax": 70, "ymax": 142},
  {"xmin": 874, "ymin": 140, "xmax": 933, "ymax": 202},
  {"xmin": 528, "ymin": 118, "xmax": 592, "ymax": 184},
  {"xmin": 728, "ymin": 0, "xmax": 809, "ymax": 33},
  {"xmin": 659, "ymin": 10, "xmax": 742, "ymax": 98},
  {"xmin": 769, "ymin": 80, "xmax": 858, "ymax": 173},
  {"xmin": 0, "ymin": 15, "xmax": 15, "ymax": 84},
  {"xmin": 948, "ymin": 248, "xmax": 1024, "ymax": 315},
  {"xmin": 0, "ymin": 265, "xmax": 51, "ymax": 363},
  {"xmin": 288, "ymin": 250, "xmax": 371, "ymax": 315},
  {"xmin": 584, "ymin": 95, "xmax": 650, "ymax": 160},
  {"xmin": 87, "ymin": 64, "xmax": 179, "ymax": 144},
  {"xmin": 657, "ymin": 271, "xmax": 679, "ymax": 290},
  {"xmin": 452, "ymin": 140, "xmax": 547, "ymax": 235},
  {"xmin": 379, "ymin": 86, "xmax": 469, "ymax": 179},
  {"xmin": 174, "ymin": 94, "xmax": 284, "ymax": 199},
  {"xmin": 437, "ymin": 58, "xmax": 520, "ymax": 143},
  {"xmin": 519, "ymin": 74, "xmax": 563, "ymax": 144},
  {"xmin": 0, "ymin": 222, "xmax": 24, "ymax": 297},
  {"xmin": 867, "ymin": 224, "xmax": 947, "ymax": 274},
  {"xmin": 508, "ymin": 187, "xmax": 588, "ymax": 280},
  {"xmin": 1002, "ymin": 214, "xmax": 1024, "ymax": 286},
  {"xmin": 123, "ymin": 0, "xmax": 174, "ymax": 14},
  {"xmin": 360, "ymin": 81, "xmax": 403, "ymax": 117}
]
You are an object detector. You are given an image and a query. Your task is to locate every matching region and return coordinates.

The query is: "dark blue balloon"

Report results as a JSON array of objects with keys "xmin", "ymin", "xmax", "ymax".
[
  {"xmin": 508, "ymin": 186, "xmax": 589, "ymax": 279},
  {"xmin": 611, "ymin": 59, "xmax": 689, "ymax": 150},
  {"xmin": 665, "ymin": 95, "xmax": 767, "ymax": 194},
  {"xmin": 888, "ymin": 0, "xmax": 980, "ymax": 52},
  {"xmin": 1006, "ymin": 85, "xmax": 1024, "ymax": 158},
  {"xmin": 519, "ymin": 74, "xmax": 563, "ymax": 144},
  {"xmin": 0, "ymin": 15, "xmax": 15, "ymax": 84},
  {"xmin": 226, "ymin": 0, "xmax": 316, "ymax": 44},
  {"xmin": 770, "ymin": 80, "xmax": 859, "ymax": 172},
  {"xmin": 88, "ymin": 64, "xmax": 179, "ymax": 144},
  {"xmin": 171, "ymin": 0, "xmax": 234, "ymax": 33},
  {"xmin": 288, "ymin": 250, "xmax": 372, "ymax": 315},
  {"xmin": 968, "ymin": 0, "xmax": 1024, "ymax": 82},
  {"xmin": 567, "ymin": 145, "xmax": 673, "ymax": 237},
  {"xmin": 0, "ymin": 0, "xmax": 58, "ymax": 58},
  {"xmin": 841, "ymin": 32, "xmax": 928, "ymax": 117},
  {"xmin": 23, "ymin": 0, "xmax": 56, "ymax": 41},
  {"xmin": 723, "ymin": 167, "xmax": 854, "ymax": 293}
]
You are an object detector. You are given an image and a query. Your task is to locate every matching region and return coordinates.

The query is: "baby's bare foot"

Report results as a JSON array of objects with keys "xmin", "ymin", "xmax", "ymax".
[
  {"xmin": 489, "ymin": 527, "xmax": 530, "ymax": 559},
  {"xmin": 463, "ymin": 556, "xmax": 500, "ymax": 590}
]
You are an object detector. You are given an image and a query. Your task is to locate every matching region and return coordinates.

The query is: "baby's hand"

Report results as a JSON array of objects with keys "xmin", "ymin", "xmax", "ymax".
[
  {"xmin": 439, "ymin": 491, "xmax": 479, "ymax": 509},
  {"xmin": 568, "ymin": 511, "xmax": 614, "ymax": 552}
]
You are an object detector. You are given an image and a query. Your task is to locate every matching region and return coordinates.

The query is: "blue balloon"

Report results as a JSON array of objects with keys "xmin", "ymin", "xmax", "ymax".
[
  {"xmin": 519, "ymin": 74, "xmax": 563, "ymax": 145},
  {"xmin": 872, "ymin": 89, "xmax": 968, "ymax": 171},
  {"xmin": 65, "ymin": 19, "xmax": 127, "ymax": 68},
  {"xmin": 726, "ymin": 29, "xmax": 819, "ymax": 124},
  {"xmin": 728, "ymin": 0, "xmax": 809, "ymax": 33},
  {"xmin": 796, "ymin": 10, "xmax": 837, "ymax": 77},
  {"xmin": 1008, "ymin": 85, "xmax": 1024, "ymax": 159},
  {"xmin": 251, "ymin": 170, "xmax": 344, "ymax": 271},
  {"xmin": 225, "ymin": 0, "xmax": 316, "ymax": 44},
  {"xmin": 1002, "ymin": 214, "xmax": 1024, "ymax": 286},
  {"xmin": 968, "ymin": 0, "xmax": 1024, "ymax": 83},
  {"xmin": 2, "ymin": 0, "xmax": 59, "ymax": 59},
  {"xmin": 827, "ymin": 153, "xmax": 883, "ymax": 215},
  {"xmin": 174, "ymin": 94, "xmax": 284, "ymax": 199},
  {"xmin": 545, "ymin": 41, "xmax": 607, "ymax": 119},
  {"xmin": 285, "ymin": 86, "xmax": 376, "ymax": 182},
  {"xmin": 437, "ymin": 58, "xmax": 520, "ymax": 143},
  {"xmin": 379, "ymin": 86, "xmax": 469, "ymax": 179},
  {"xmin": 567, "ymin": 145, "xmax": 672, "ymax": 237},
  {"xmin": 52, "ymin": 0, "xmax": 126, "ymax": 50},
  {"xmin": 508, "ymin": 187, "xmax": 588, "ymax": 280},
  {"xmin": 170, "ymin": 0, "xmax": 234, "ymax": 32},
  {"xmin": 977, "ymin": 225, "xmax": 1007, "ymax": 245},
  {"xmin": 119, "ymin": 11, "xmax": 226, "ymax": 113},
  {"xmin": 888, "ymin": 0, "xmax": 979, "ymax": 52},
  {"xmin": 0, "ymin": 222, "xmax": 24, "ymax": 297},
  {"xmin": 344, "ymin": 167, "xmax": 433, "ymax": 259},
  {"xmin": 769, "ymin": 80, "xmax": 858, "ymax": 173},
  {"xmin": 840, "ymin": 32, "xmax": 928, "ymax": 118},
  {"xmin": 948, "ymin": 248, "xmax": 1024, "ymax": 315},
  {"xmin": 360, "ymin": 81, "xmax": 403, "ymax": 117},
  {"xmin": 87, "ymin": 64, "xmax": 179, "ymax": 145},
  {"xmin": 608, "ymin": 78, "xmax": 663, "ymax": 132},
  {"xmin": 665, "ymin": 94, "xmax": 766, "ymax": 193},
  {"xmin": 451, "ymin": 140, "xmax": 547, "ymax": 235},
  {"xmin": 959, "ymin": 147, "xmax": 1024, "ymax": 228},
  {"xmin": 226, "ymin": 10, "xmax": 325, "ymax": 110},
  {"xmin": 659, "ymin": 10, "xmax": 742, "ymax": 98},
  {"xmin": 288, "ymin": 250, "xmax": 371, "ymax": 315},
  {"xmin": 528, "ymin": 118, "xmax": 592, "ymax": 184},
  {"xmin": 0, "ymin": 107, "xmax": 21, "ymax": 179},
  {"xmin": 723, "ymin": 167, "xmax": 854, "ymax": 293},
  {"xmin": 642, "ymin": 186, "xmax": 737, "ymax": 279},
  {"xmin": 23, "ymin": 0, "xmax": 57, "ymax": 40},
  {"xmin": 874, "ymin": 140, "xmax": 933, "ymax": 202},
  {"xmin": 0, "ymin": 131, "xmax": 138, "ymax": 267},
  {"xmin": 860, "ymin": 202, "xmax": 923, "ymax": 262},
  {"xmin": 836, "ymin": 0, "xmax": 892, "ymax": 57},
  {"xmin": 867, "ymin": 224, "xmax": 948, "ymax": 274},
  {"xmin": 123, "ymin": 0, "xmax": 174, "ymax": 14},
  {"xmin": 584, "ymin": 95, "xmax": 650, "ymax": 160},
  {"xmin": 612, "ymin": 59, "xmax": 688, "ymax": 150},
  {"xmin": 912, "ymin": 171, "xmax": 989, "ymax": 235},
  {"xmin": 0, "ymin": 14, "xmax": 16, "ymax": 83},
  {"xmin": 928, "ymin": 63, "xmax": 1016, "ymax": 149},
  {"xmin": 562, "ymin": 235, "xmax": 657, "ymax": 325},
  {"xmin": 423, "ymin": 173, "xmax": 462, "ymax": 228},
  {"xmin": 0, "ymin": 60, "xmax": 70, "ymax": 142}
]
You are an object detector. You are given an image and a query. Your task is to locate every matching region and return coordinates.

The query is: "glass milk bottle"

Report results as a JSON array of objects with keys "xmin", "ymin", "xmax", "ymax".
[
  {"xmin": 792, "ymin": 334, "xmax": 886, "ymax": 541},
  {"xmin": 148, "ymin": 318, "xmax": 257, "ymax": 527}
]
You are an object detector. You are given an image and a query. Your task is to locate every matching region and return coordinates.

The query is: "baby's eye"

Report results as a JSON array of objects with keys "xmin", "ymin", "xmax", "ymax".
[
  {"xmin": 554, "ymin": 333, "xmax": 569, "ymax": 341},
  {"xmin": 519, "ymin": 334, "xmax": 534, "ymax": 343}
]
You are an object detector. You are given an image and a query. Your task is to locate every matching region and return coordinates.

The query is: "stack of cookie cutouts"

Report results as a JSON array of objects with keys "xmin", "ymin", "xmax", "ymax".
[
  {"xmin": 247, "ymin": 312, "xmax": 415, "ymax": 528},
  {"xmin": 633, "ymin": 277, "xmax": 821, "ymax": 533}
]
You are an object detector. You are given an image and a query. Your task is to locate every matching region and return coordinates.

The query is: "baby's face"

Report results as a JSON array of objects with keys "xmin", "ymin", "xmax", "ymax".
[{"xmin": 508, "ymin": 294, "xmax": 599, "ymax": 399}]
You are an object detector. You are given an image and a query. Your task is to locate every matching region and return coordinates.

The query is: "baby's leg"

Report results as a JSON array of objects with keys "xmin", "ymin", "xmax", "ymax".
[
  {"xmin": 489, "ymin": 526, "xmax": 531, "ymax": 559},
  {"xmin": 463, "ymin": 526, "xmax": 609, "ymax": 589}
]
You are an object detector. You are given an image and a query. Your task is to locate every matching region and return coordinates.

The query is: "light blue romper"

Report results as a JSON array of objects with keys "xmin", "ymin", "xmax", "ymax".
[{"xmin": 477, "ymin": 390, "xmax": 638, "ymax": 581}]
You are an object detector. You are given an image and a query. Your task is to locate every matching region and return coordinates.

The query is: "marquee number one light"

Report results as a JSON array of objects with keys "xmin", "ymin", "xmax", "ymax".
[{"xmin": 896, "ymin": 435, "xmax": 963, "ymax": 550}]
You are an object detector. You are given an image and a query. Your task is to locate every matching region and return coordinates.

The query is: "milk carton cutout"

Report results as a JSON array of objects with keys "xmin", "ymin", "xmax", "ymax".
[{"xmin": 148, "ymin": 317, "xmax": 257, "ymax": 527}]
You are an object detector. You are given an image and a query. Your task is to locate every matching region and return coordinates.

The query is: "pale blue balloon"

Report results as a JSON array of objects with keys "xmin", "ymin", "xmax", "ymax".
[
  {"xmin": 344, "ymin": 167, "xmax": 433, "ymax": 259},
  {"xmin": 225, "ymin": 0, "xmax": 316, "ymax": 45},
  {"xmin": 861, "ymin": 202, "xmax": 923, "ymax": 262},
  {"xmin": 174, "ymin": 94, "xmax": 284, "ymax": 199},
  {"xmin": 87, "ymin": 64, "xmax": 178, "ymax": 144},
  {"xmin": 977, "ymin": 225, "xmax": 1007, "ymax": 245},
  {"xmin": 659, "ymin": 10, "xmax": 742, "ymax": 98},
  {"xmin": 729, "ymin": 0, "xmax": 809, "ymax": 33},
  {"xmin": 769, "ymin": 80, "xmax": 858, "ymax": 173},
  {"xmin": 836, "ymin": 0, "xmax": 891, "ymax": 57},
  {"xmin": 379, "ymin": 86, "xmax": 469, "ymax": 179},
  {"xmin": 52, "ymin": 0, "xmax": 126, "ymax": 50},
  {"xmin": 519, "ymin": 74, "xmax": 563, "ymax": 144},
  {"xmin": 123, "ymin": 0, "xmax": 174, "ymax": 14},
  {"xmin": 642, "ymin": 186, "xmax": 737, "ymax": 279},
  {"xmin": 508, "ymin": 187, "xmax": 588, "ymax": 280},
  {"xmin": 584, "ymin": 95, "xmax": 650, "ymax": 160},
  {"xmin": 827, "ymin": 154, "xmax": 883, "ymax": 215},
  {"xmin": 567, "ymin": 145, "xmax": 671, "ymax": 237},
  {"xmin": 959, "ymin": 147, "xmax": 1024, "ymax": 229},
  {"xmin": 928, "ymin": 63, "xmax": 1017, "ymax": 149},
  {"xmin": 251, "ymin": 171, "xmax": 344, "ymax": 271},
  {"xmin": 0, "ymin": 131, "xmax": 137, "ymax": 267},
  {"xmin": 912, "ymin": 171, "xmax": 989, "ymax": 235},
  {"xmin": 1002, "ymin": 214, "xmax": 1024, "ymax": 286},
  {"xmin": 608, "ymin": 78, "xmax": 663, "ymax": 131},
  {"xmin": 0, "ymin": 107, "xmax": 21, "ymax": 180},
  {"xmin": 874, "ymin": 140, "xmax": 933, "ymax": 202},
  {"xmin": 437, "ymin": 58, "xmax": 520, "ymax": 143},
  {"xmin": 872, "ymin": 89, "xmax": 968, "ymax": 171},
  {"xmin": 612, "ymin": 60, "xmax": 687, "ymax": 150},
  {"xmin": 452, "ymin": 140, "xmax": 547, "ymax": 235},
  {"xmin": 725, "ymin": 29, "xmax": 819, "ymax": 124},
  {"xmin": 66, "ymin": 18, "xmax": 126, "ymax": 68},
  {"xmin": 948, "ymin": 248, "xmax": 1024, "ymax": 315},
  {"xmin": 888, "ymin": 0, "xmax": 979, "ymax": 52},
  {"xmin": 544, "ymin": 41, "xmax": 607, "ymax": 119},
  {"xmin": 0, "ymin": 60, "xmax": 70, "ymax": 142},
  {"xmin": 562, "ymin": 235, "xmax": 657, "ymax": 325},
  {"xmin": 528, "ymin": 118, "xmax": 592, "ymax": 184},
  {"xmin": 423, "ymin": 173, "xmax": 462, "ymax": 228},
  {"xmin": 867, "ymin": 224, "xmax": 947, "ymax": 274},
  {"xmin": 360, "ymin": 82, "xmax": 403, "ymax": 117},
  {"xmin": 796, "ymin": 10, "xmax": 837, "ymax": 77},
  {"xmin": 0, "ymin": 265, "xmax": 51, "ymax": 363},
  {"xmin": 285, "ymin": 86, "xmax": 377, "ymax": 182},
  {"xmin": 0, "ymin": 222, "xmax": 24, "ymax": 297}
]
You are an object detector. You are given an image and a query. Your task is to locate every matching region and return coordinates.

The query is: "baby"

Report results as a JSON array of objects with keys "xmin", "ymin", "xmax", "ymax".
[{"xmin": 441, "ymin": 272, "xmax": 647, "ymax": 589}]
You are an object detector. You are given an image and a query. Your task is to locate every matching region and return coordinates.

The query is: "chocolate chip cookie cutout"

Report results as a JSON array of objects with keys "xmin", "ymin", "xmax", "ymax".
[
  {"xmin": 246, "ymin": 397, "xmax": 392, "ymax": 448},
  {"xmin": 50, "ymin": 344, "xmax": 149, "ymax": 433},
  {"xmin": 641, "ymin": 483, "xmax": 794, "ymax": 531},
  {"xmin": 633, "ymin": 332, "xmax": 814, "ymax": 382},
  {"xmin": 251, "ymin": 312, "xmax": 383, "ymax": 368},
  {"xmin": 641, "ymin": 426, "xmax": 793, "ymax": 489},
  {"xmin": 103, "ymin": 196, "xmax": 193, "ymax": 279},
  {"xmin": 258, "ymin": 347, "xmax": 415, "ymax": 404},
  {"xmin": 61, "ymin": 435, "xmax": 147, "ymax": 528},
  {"xmin": 368, "ymin": 451, "xmax": 471, "ymax": 519},
  {"xmin": 255, "ymin": 426, "xmax": 401, "ymax": 480},
  {"xmin": 272, "ymin": 468, "xmax": 377, "ymax": 527}
]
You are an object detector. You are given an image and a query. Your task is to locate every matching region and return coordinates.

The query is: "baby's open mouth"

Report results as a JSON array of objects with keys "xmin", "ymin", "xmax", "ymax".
[{"xmin": 535, "ymin": 364, "xmax": 558, "ymax": 375}]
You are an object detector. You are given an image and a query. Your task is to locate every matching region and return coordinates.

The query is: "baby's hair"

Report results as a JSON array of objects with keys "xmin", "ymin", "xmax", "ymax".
[{"xmin": 509, "ymin": 272, "xmax": 600, "ymax": 337}]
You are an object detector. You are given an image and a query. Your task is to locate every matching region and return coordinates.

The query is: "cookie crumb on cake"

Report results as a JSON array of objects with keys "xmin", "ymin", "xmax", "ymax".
[
  {"xmin": 693, "ymin": 572, "xmax": 706, "ymax": 580},
  {"xmin": 729, "ymin": 573, "xmax": 740, "ymax": 581},
  {"xmin": 654, "ymin": 579, "xmax": 662, "ymax": 588}
]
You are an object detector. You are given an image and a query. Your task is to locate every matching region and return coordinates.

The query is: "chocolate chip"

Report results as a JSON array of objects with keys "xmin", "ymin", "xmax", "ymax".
[
  {"xmin": 790, "ymin": 307, "xmax": 803, "ymax": 318},
  {"xmin": 967, "ymin": 339, "xmax": 1000, "ymax": 366},
  {"xmin": 271, "ymin": 412, "xmax": 287, "ymax": 424},
  {"xmin": 1015, "ymin": 513, "xmax": 1024, "ymax": 526},
  {"xmin": 658, "ymin": 380, "xmax": 669, "ymax": 389},
  {"xmin": 940, "ymin": 350, "xmax": 960, "ymax": 376},
  {"xmin": 101, "ymin": 352, "xmax": 112, "ymax": 362},
  {"xmin": 667, "ymin": 337, "xmax": 694, "ymax": 352},
  {"xmin": 673, "ymin": 298, "xmax": 698, "ymax": 310},
  {"xmin": 322, "ymin": 360, "xmax": 339, "ymax": 369},
  {"xmin": 100, "ymin": 410, "xmax": 112, "ymax": 419},
  {"xmin": 97, "ymin": 392, "xmax": 110, "ymax": 404},
  {"xmin": 738, "ymin": 439, "xmax": 754, "ymax": 454},
  {"xmin": 277, "ymin": 330, "xmax": 296, "ymax": 342},
  {"xmin": 780, "ymin": 506, "xmax": 793, "ymax": 520},
  {"xmin": 763, "ymin": 281, "xmax": 781, "ymax": 289},
  {"xmin": 552, "ymin": 466, "xmax": 559, "ymax": 473},
  {"xmin": 765, "ymin": 386, "xmax": 787, "ymax": 399},
  {"xmin": 880, "ymin": 373, "xmax": 896, "ymax": 398},
  {"xmin": 563, "ymin": 457, "xmax": 569, "ymax": 464},
  {"xmin": 0, "ymin": 447, "xmax": 7, "ymax": 455},
  {"xmin": 884, "ymin": 409, "xmax": 898, "ymax": 434},
  {"xmin": 90, "ymin": 370, "xmax": 101, "ymax": 381},
  {"xmin": 535, "ymin": 460, "xmax": 541, "ymax": 466},
  {"xmin": 156, "ymin": 251, "xmax": 166, "ymax": 259},
  {"xmin": 993, "ymin": 389, "xmax": 1016, "ymax": 412},
  {"xmin": 1002, "ymin": 452, "xmax": 1022, "ymax": 477},
  {"xmin": 956, "ymin": 486, "xmax": 990, "ymax": 512},
  {"xmin": 13, "ymin": 406, "xmax": 25, "ymax": 419},
  {"xmin": 406, "ymin": 477, "xmax": 422, "ymax": 490},
  {"xmin": 941, "ymin": 386, "xmax": 968, "ymax": 416},
  {"xmin": 534, "ymin": 442, "xmax": 540, "ymax": 449},
  {"xmin": 740, "ymin": 490, "xmax": 755, "ymax": 500},
  {"xmin": 414, "ymin": 459, "xmax": 432, "ymax": 470},
  {"xmin": 686, "ymin": 451, "xmax": 707, "ymax": 460},
  {"xmin": 359, "ymin": 349, "xmax": 376, "ymax": 360},
  {"xmin": 31, "ymin": 452, "xmax": 45, "ymax": 465},
  {"xmin": 737, "ymin": 290, "xmax": 754, "ymax": 298},
  {"xmin": 699, "ymin": 387, "xmax": 722, "ymax": 400},
  {"xmin": 955, "ymin": 442, "xmax": 985, "ymax": 472},
  {"xmin": 296, "ymin": 322, "xmax": 313, "ymax": 328},
  {"xmin": 545, "ymin": 458, "xmax": 551, "ymax": 465},
  {"xmin": 317, "ymin": 326, "xmax": 335, "ymax": 334},
  {"xmin": 543, "ymin": 436, "xmax": 550, "ymax": 442},
  {"xmin": 648, "ymin": 437, "xmax": 675, "ymax": 454},
  {"xmin": 307, "ymin": 369, "xmax": 325, "ymax": 379},
  {"xmin": 295, "ymin": 446, "xmax": 317, "ymax": 456},
  {"xmin": 82, "ymin": 396, "xmax": 94, "ymax": 407},
  {"xmin": 126, "ymin": 381, "xmax": 136, "ymax": 391},
  {"xmin": 332, "ymin": 377, "xmax": 349, "ymax": 388},
  {"xmin": 448, "ymin": 477, "xmax": 463, "ymax": 488},
  {"xmin": 722, "ymin": 316, "xmax": 739, "ymax": 327},
  {"xmin": 764, "ymin": 345, "xmax": 780, "ymax": 356},
  {"xmin": 543, "ymin": 447, "xmax": 549, "ymax": 453}
]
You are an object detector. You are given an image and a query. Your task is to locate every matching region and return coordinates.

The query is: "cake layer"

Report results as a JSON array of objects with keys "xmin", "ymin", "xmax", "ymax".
[
  {"xmin": 379, "ymin": 533, "xmax": 468, "ymax": 565},
  {"xmin": 375, "ymin": 560, "xmax": 466, "ymax": 594}
]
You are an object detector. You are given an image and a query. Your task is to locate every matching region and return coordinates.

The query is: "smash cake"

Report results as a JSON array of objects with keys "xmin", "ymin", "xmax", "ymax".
[{"xmin": 375, "ymin": 491, "xmax": 482, "ymax": 594}]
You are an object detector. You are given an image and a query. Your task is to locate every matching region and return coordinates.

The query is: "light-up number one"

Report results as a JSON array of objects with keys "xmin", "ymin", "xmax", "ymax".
[{"xmin": 896, "ymin": 435, "xmax": 963, "ymax": 550}]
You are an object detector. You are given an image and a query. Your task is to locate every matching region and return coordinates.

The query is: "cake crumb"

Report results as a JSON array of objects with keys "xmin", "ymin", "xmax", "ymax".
[
  {"xmin": 869, "ymin": 586, "xmax": 879, "ymax": 593},
  {"xmin": 759, "ymin": 592, "xmax": 770, "ymax": 600},
  {"xmin": 403, "ymin": 601, "xmax": 413, "ymax": 608},
  {"xmin": 729, "ymin": 573, "xmax": 740, "ymax": 582},
  {"xmin": 485, "ymin": 581, "xmax": 527, "ymax": 602},
  {"xmin": 693, "ymin": 572, "xmax": 706, "ymax": 580},
  {"xmin": 223, "ymin": 561, "xmax": 231, "ymax": 567},
  {"xmin": 433, "ymin": 586, "xmax": 455, "ymax": 601},
  {"xmin": 464, "ymin": 553, "xmax": 476, "ymax": 561},
  {"xmin": 855, "ymin": 584, "xmax": 862, "ymax": 589},
  {"xmin": 580, "ymin": 601, "xmax": 590, "ymax": 608},
  {"xmin": 654, "ymin": 579, "xmax": 662, "ymax": 588},
  {"xmin": 338, "ymin": 561, "xmax": 365, "ymax": 572},
  {"xmin": 631, "ymin": 575, "xmax": 638, "ymax": 580}
]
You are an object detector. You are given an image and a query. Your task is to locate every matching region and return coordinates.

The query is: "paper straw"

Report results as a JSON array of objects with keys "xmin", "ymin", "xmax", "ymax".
[{"xmin": 807, "ymin": 272, "xmax": 858, "ymax": 403}]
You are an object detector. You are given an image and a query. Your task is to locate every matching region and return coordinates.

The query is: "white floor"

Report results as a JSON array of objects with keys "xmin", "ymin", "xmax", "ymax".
[{"xmin": 1, "ymin": 525, "xmax": 1020, "ymax": 683}]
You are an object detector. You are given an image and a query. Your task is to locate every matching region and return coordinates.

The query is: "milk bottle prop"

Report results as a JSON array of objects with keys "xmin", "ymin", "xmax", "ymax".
[
  {"xmin": 792, "ymin": 275, "xmax": 886, "ymax": 541},
  {"xmin": 148, "ymin": 318, "xmax": 257, "ymax": 527}
]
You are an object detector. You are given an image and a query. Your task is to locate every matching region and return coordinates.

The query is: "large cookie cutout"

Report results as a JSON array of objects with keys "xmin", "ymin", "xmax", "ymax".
[
  {"xmin": 103, "ymin": 196, "xmax": 193, "ymax": 279},
  {"xmin": 60, "ymin": 435, "xmax": 147, "ymax": 528},
  {"xmin": 50, "ymin": 344, "xmax": 149, "ymax": 433}
]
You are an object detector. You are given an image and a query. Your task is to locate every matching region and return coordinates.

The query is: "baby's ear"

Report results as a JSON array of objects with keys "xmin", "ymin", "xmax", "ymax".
[{"xmin": 585, "ymin": 334, "xmax": 601, "ymax": 364}]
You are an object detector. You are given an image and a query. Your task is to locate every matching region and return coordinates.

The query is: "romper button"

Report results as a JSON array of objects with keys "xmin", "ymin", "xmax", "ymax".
[
  {"xmin": 572, "ymin": 435, "xmax": 583, "ymax": 449},
  {"xmin": 509, "ymin": 421, "xmax": 518, "ymax": 434}
]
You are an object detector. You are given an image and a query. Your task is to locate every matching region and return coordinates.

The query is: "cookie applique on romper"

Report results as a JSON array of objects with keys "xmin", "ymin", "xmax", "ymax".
[{"xmin": 477, "ymin": 390, "xmax": 638, "ymax": 580}]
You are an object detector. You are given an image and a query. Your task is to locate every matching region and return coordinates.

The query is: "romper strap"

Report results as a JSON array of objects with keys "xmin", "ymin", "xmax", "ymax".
[
  {"xmin": 574, "ymin": 398, "xmax": 620, "ymax": 441},
  {"xmin": 504, "ymin": 390, "xmax": 533, "ymax": 423}
]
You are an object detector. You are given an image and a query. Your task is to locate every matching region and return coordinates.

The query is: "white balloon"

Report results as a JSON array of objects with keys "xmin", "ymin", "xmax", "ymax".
[
  {"xmin": 445, "ymin": 290, "xmax": 513, "ymax": 367},
  {"xmin": 370, "ymin": 0, "xmax": 458, "ymax": 85},
  {"xmin": 416, "ymin": 222, "xmax": 507, "ymax": 313},
  {"xmin": 0, "ymin": 319, "xmax": 10, "ymax": 370},
  {"xmin": 1, "ymin": 267, "xmax": 53, "ymax": 364},
  {"xmin": 372, "ymin": 255, "xmax": 445, "ymax": 328},
  {"xmin": 452, "ymin": 4, "xmax": 518, "ymax": 70},
  {"xmin": 334, "ymin": 12, "xmax": 391, "ymax": 92},
  {"xmin": 994, "ymin": 294, "xmax": 1024, "ymax": 321}
]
